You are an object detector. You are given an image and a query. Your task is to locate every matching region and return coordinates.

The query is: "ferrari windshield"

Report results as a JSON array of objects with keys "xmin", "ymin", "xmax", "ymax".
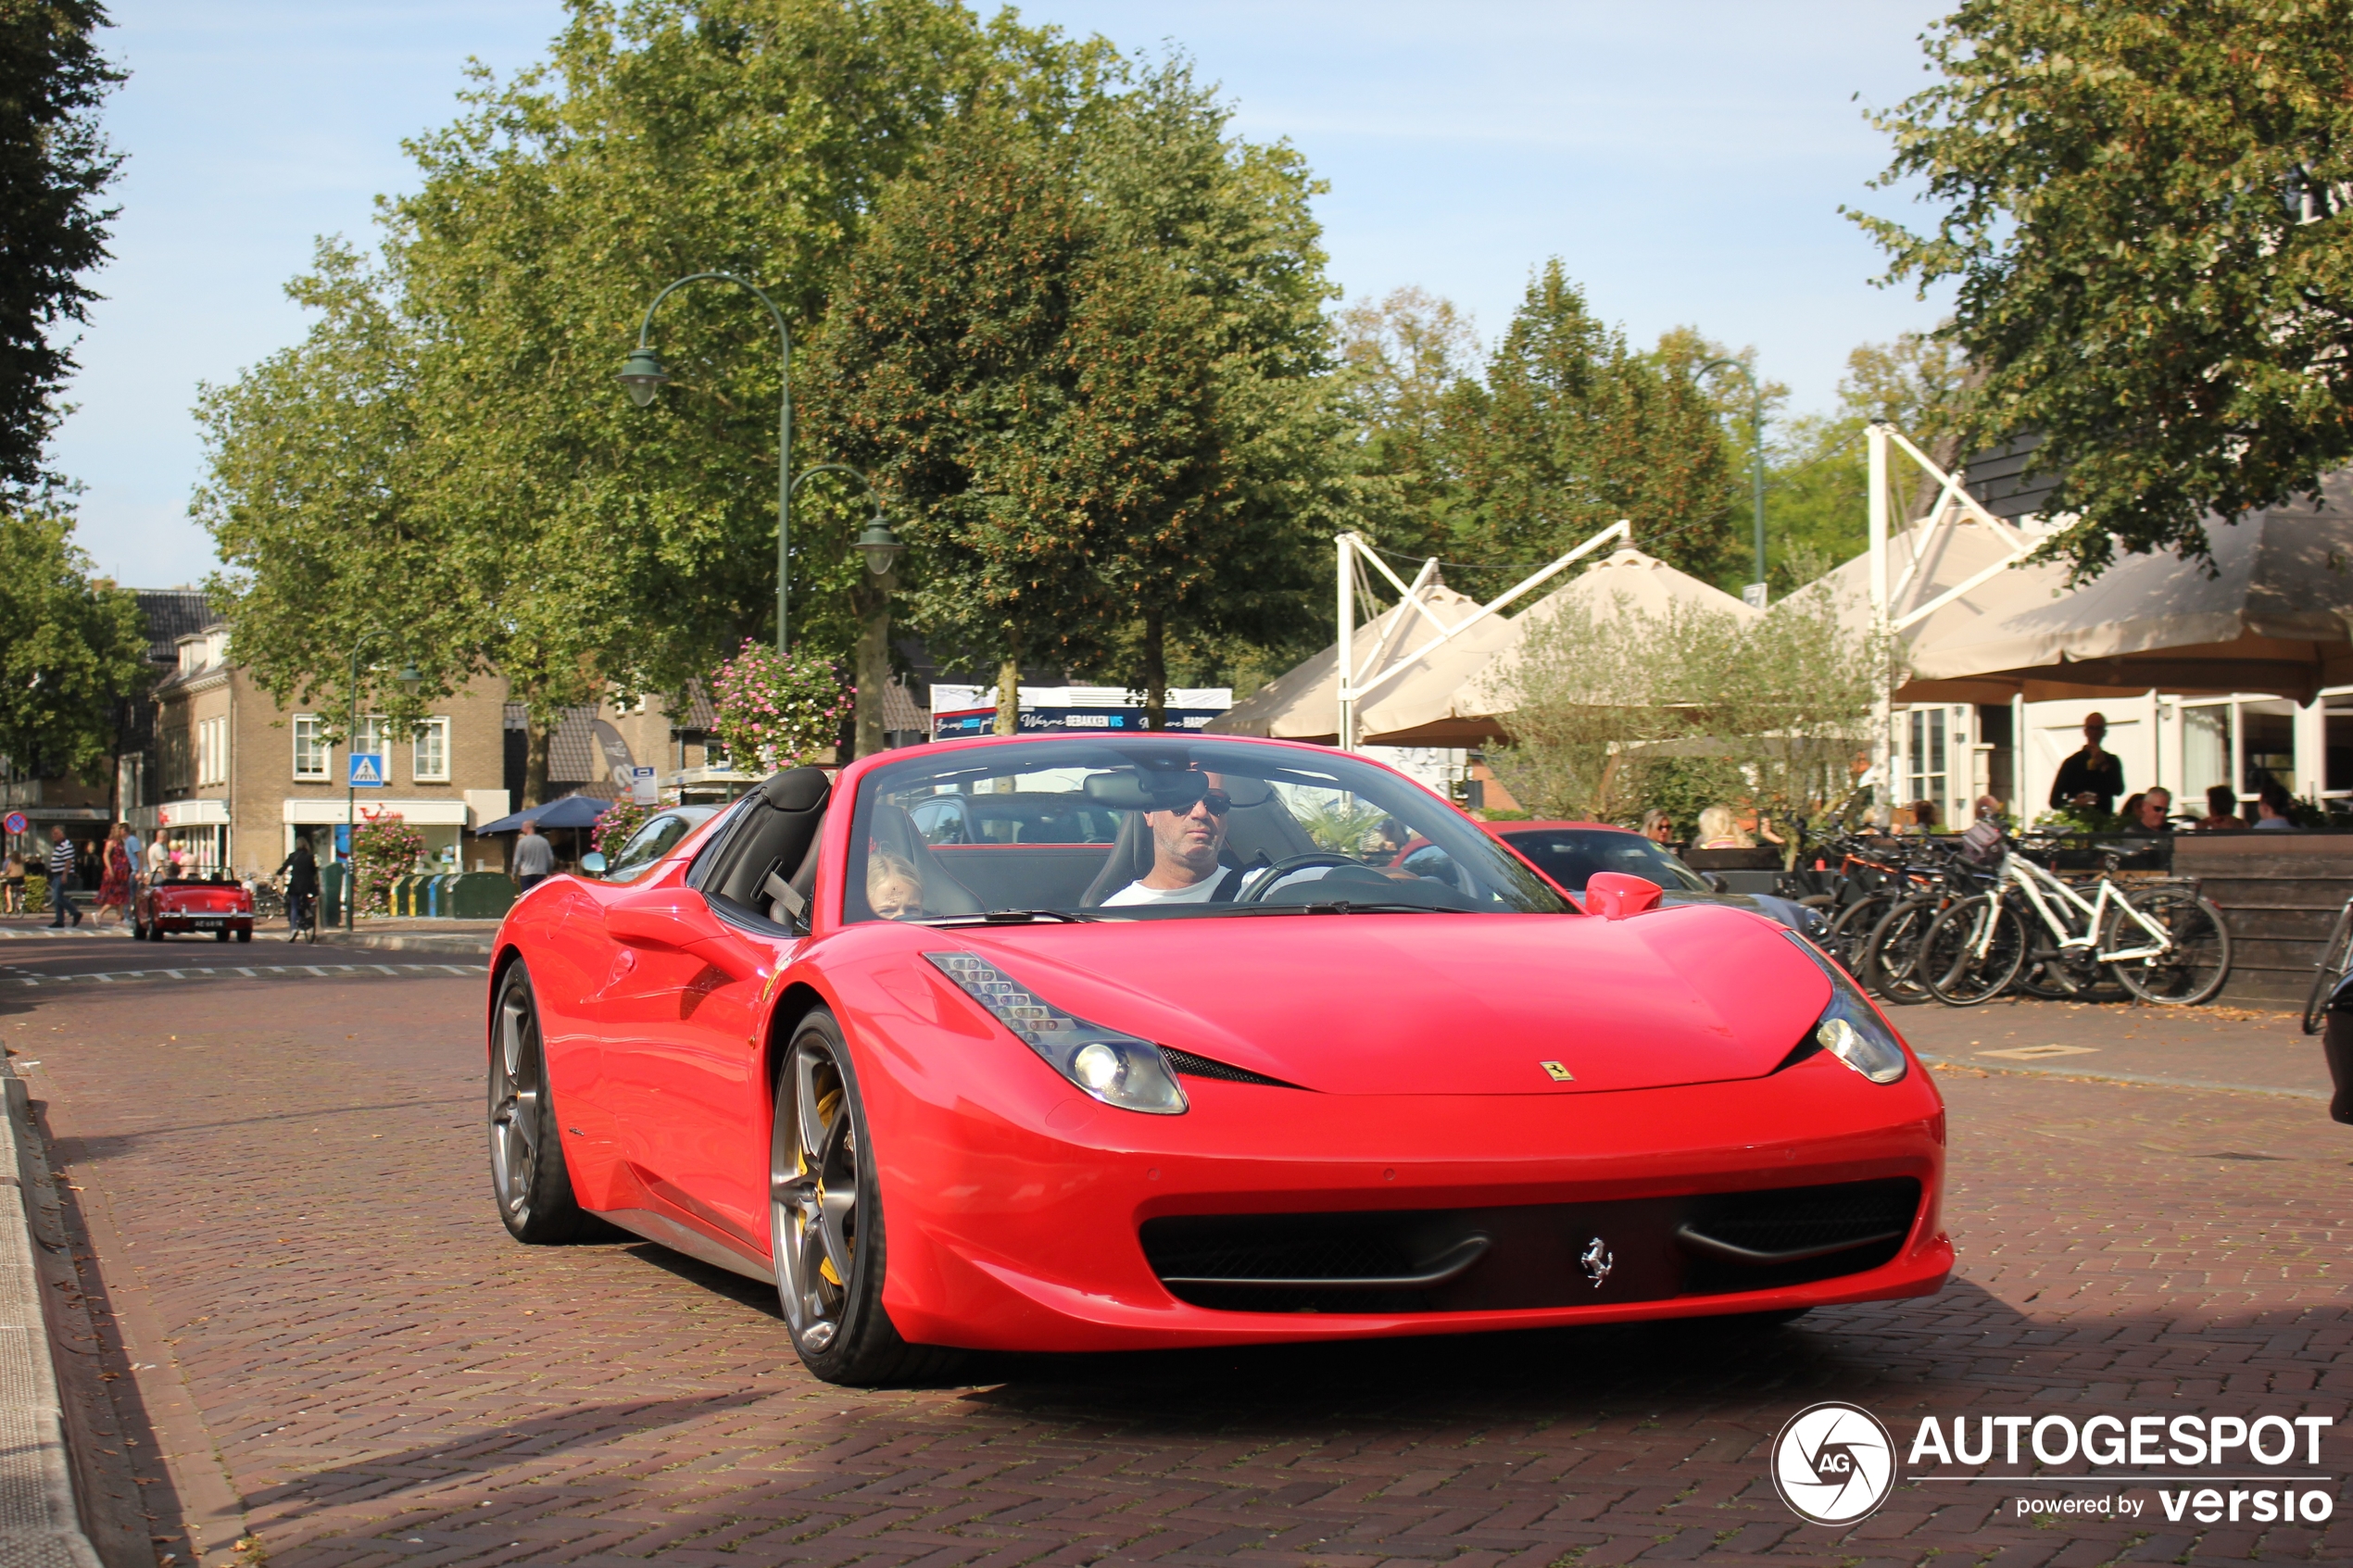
[{"xmin": 847, "ymin": 738, "xmax": 1570, "ymax": 922}]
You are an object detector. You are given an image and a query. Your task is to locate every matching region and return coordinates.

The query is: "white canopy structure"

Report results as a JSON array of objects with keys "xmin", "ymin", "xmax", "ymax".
[{"xmin": 1908, "ymin": 470, "xmax": 2353, "ymax": 704}]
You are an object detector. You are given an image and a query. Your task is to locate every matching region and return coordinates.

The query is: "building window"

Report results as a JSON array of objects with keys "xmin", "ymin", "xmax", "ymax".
[
  {"xmin": 196, "ymin": 717, "xmax": 228, "ymax": 787},
  {"xmin": 353, "ymin": 716, "xmax": 390, "ymax": 784},
  {"xmin": 412, "ymin": 717, "xmax": 450, "ymax": 782},
  {"xmin": 1906, "ymin": 708, "xmax": 1947, "ymax": 809},
  {"xmin": 293, "ymin": 715, "xmax": 328, "ymax": 781}
]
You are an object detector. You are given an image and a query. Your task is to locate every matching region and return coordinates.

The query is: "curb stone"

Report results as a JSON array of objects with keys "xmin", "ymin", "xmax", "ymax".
[{"xmin": 0, "ymin": 1073, "xmax": 104, "ymax": 1567}]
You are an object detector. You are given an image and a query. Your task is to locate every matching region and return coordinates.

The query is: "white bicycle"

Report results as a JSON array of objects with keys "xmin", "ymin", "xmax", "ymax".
[{"xmin": 1916, "ymin": 846, "xmax": 2231, "ymax": 1008}]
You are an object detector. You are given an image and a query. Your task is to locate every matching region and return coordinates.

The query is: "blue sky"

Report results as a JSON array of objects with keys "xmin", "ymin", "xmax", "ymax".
[{"xmin": 53, "ymin": 0, "xmax": 1955, "ymax": 587}]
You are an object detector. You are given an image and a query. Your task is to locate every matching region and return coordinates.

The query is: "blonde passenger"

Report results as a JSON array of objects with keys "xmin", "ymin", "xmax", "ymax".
[
  {"xmin": 866, "ymin": 852, "xmax": 925, "ymax": 921},
  {"xmin": 1694, "ymin": 805, "xmax": 1752, "ymax": 849}
]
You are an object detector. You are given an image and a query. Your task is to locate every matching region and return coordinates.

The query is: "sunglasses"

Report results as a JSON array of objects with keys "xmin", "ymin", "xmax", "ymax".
[{"xmin": 1163, "ymin": 790, "xmax": 1231, "ymax": 817}]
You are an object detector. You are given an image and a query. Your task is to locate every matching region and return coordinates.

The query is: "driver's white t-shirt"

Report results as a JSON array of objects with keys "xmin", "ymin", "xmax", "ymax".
[{"xmin": 1101, "ymin": 867, "xmax": 1235, "ymax": 907}]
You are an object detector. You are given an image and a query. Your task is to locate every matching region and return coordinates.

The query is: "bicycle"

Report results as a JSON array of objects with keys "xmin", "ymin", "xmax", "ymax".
[
  {"xmin": 1918, "ymin": 843, "xmax": 2231, "ymax": 1008},
  {"xmin": 2303, "ymin": 893, "xmax": 2353, "ymax": 1034}
]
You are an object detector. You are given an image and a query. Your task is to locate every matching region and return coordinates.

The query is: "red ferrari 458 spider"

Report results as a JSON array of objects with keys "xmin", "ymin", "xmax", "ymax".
[{"xmin": 487, "ymin": 734, "xmax": 1949, "ymax": 1384}]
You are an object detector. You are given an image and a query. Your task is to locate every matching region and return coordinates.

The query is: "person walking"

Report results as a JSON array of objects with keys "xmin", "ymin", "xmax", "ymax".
[
  {"xmin": 44, "ymin": 826, "xmax": 81, "ymax": 928},
  {"xmin": 512, "ymin": 820, "xmax": 555, "ymax": 892},
  {"xmin": 145, "ymin": 834, "xmax": 169, "ymax": 884},
  {"xmin": 1, "ymin": 849, "xmax": 21, "ymax": 914},
  {"xmin": 93, "ymin": 823, "xmax": 132, "ymax": 926}
]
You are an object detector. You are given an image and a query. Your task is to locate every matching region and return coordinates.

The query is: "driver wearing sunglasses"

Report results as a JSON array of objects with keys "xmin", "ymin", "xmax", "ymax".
[{"xmin": 1100, "ymin": 773, "xmax": 1241, "ymax": 907}]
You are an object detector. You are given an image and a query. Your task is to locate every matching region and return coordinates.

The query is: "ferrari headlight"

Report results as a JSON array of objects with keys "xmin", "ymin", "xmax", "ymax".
[
  {"xmin": 1783, "ymin": 932, "xmax": 1908, "ymax": 1085},
  {"xmin": 926, "ymin": 951, "xmax": 1189, "ymax": 1115}
]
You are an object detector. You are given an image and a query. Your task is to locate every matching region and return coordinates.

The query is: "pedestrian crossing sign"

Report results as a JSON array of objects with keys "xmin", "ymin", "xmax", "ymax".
[{"xmin": 348, "ymin": 754, "xmax": 386, "ymax": 787}]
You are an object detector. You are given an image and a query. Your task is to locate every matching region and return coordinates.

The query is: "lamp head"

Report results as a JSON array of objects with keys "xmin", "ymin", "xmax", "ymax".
[
  {"xmin": 855, "ymin": 516, "xmax": 904, "ymax": 578},
  {"xmin": 397, "ymin": 664, "xmax": 423, "ymax": 698},
  {"xmin": 618, "ymin": 346, "xmax": 670, "ymax": 408}
]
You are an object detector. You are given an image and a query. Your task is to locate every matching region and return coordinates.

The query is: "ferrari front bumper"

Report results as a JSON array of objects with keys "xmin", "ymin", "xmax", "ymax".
[{"xmin": 876, "ymin": 1051, "xmax": 1949, "ymax": 1353}]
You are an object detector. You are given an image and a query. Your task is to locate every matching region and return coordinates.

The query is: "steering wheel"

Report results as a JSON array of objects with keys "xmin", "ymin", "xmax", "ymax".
[{"xmin": 1237, "ymin": 851, "xmax": 1374, "ymax": 904}]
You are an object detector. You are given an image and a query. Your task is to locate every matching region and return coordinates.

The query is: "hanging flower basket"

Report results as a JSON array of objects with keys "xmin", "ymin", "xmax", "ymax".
[{"xmin": 711, "ymin": 639, "xmax": 851, "ymax": 775}]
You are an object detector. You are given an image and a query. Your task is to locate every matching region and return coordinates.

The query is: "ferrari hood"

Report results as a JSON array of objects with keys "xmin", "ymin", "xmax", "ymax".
[{"xmin": 948, "ymin": 907, "xmax": 1832, "ymax": 1097}]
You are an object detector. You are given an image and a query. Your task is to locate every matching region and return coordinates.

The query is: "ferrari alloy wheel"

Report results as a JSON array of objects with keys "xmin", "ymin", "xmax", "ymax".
[
  {"xmin": 487, "ymin": 961, "xmax": 588, "ymax": 1242},
  {"xmin": 769, "ymin": 1009, "xmax": 956, "ymax": 1386}
]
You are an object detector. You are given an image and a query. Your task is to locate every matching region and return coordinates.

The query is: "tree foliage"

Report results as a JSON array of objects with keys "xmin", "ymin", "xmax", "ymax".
[
  {"xmin": 1338, "ymin": 263, "xmax": 1741, "ymax": 588},
  {"xmin": 0, "ymin": 501, "xmax": 147, "ymax": 778},
  {"xmin": 0, "ymin": 0, "xmax": 121, "ymax": 491},
  {"xmin": 1486, "ymin": 583, "xmax": 1889, "ymax": 829},
  {"xmin": 1856, "ymin": 0, "xmax": 2353, "ymax": 575},
  {"xmin": 199, "ymin": 0, "xmax": 1097, "ymax": 792},
  {"xmin": 809, "ymin": 61, "xmax": 1345, "ymax": 725}
]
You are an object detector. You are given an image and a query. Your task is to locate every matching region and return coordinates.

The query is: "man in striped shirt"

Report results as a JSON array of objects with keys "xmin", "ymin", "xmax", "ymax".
[{"xmin": 44, "ymin": 826, "xmax": 81, "ymax": 928}]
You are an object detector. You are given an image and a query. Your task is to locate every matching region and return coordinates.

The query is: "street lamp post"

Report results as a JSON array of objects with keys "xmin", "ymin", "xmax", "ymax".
[
  {"xmin": 1700, "ymin": 357, "xmax": 1768, "ymax": 607},
  {"xmin": 342, "ymin": 635, "xmax": 421, "ymax": 933},
  {"xmin": 619, "ymin": 273, "xmax": 795, "ymax": 653}
]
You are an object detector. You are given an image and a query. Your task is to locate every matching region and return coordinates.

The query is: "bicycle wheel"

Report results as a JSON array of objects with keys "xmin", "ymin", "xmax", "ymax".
[
  {"xmin": 2303, "ymin": 902, "xmax": 2353, "ymax": 1034},
  {"xmin": 1862, "ymin": 895, "xmax": 1942, "ymax": 1006},
  {"xmin": 1919, "ymin": 896, "xmax": 2028, "ymax": 1007},
  {"xmin": 1826, "ymin": 892, "xmax": 1893, "ymax": 973},
  {"xmin": 2107, "ymin": 889, "xmax": 2232, "ymax": 1007}
]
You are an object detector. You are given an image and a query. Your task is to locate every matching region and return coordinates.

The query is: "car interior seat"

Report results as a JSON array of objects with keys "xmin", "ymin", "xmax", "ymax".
[{"xmin": 862, "ymin": 802, "xmax": 986, "ymax": 918}]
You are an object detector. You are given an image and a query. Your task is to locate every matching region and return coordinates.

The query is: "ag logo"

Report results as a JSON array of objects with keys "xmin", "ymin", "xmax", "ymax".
[{"xmin": 1769, "ymin": 1400, "xmax": 1896, "ymax": 1524}]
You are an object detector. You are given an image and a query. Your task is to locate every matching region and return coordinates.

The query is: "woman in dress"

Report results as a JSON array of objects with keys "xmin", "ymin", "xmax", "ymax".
[{"xmin": 94, "ymin": 822, "xmax": 133, "ymax": 926}]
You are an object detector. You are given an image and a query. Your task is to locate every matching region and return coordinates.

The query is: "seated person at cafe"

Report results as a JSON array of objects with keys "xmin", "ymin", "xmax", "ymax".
[
  {"xmin": 2255, "ymin": 780, "xmax": 2298, "ymax": 830},
  {"xmin": 2120, "ymin": 786, "xmax": 2173, "ymax": 834},
  {"xmin": 2193, "ymin": 784, "xmax": 2247, "ymax": 832}
]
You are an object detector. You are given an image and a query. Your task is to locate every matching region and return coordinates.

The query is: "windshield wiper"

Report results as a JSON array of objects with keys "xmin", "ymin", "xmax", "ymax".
[
  {"xmin": 1219, "ymin": 900, "xmax": 1472, "ymax": 917},
  {"xmin": 917, "ymin": 909, "xmax": 1100, "ymax": 925}
]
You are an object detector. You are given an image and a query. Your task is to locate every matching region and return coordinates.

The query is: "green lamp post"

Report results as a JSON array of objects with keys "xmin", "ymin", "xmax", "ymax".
[
  {"xmin": 343, "ymin": 634, "xmax": 422, "ymax": 933},
  {"xmin": 1700, "ymin": 357, "xmax": 1768, "ymax": 607}
]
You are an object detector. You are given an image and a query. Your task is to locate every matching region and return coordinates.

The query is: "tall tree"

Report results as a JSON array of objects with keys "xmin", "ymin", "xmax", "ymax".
[
  {"xmin": 1442, "ymin": 261, "xmax": 1736, "ymax": 582},
  {"xmin": 807, "ymin": 122, "xmax": 1105, "ymax": 734},
  {"xmin": 0, "ymin": 501, "xmax": 146, "ymax": 783},
  {"xmin": 0, "ymin": 0, "xmax": 121, "ymax": 490},
  {"xmin": 1335, "ymin": 286, "xmax": 1479, "ymax": 559},
  {"xmin": 1073, "ymin": 60, "xmax": 1348, "ymax": 726},
  {"xmin": 1856, "ymin": 0, "xmax": 2353, "ymax": 575}
]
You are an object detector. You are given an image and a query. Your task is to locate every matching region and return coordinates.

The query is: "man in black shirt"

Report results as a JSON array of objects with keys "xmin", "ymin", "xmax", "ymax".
[{"xmin": 2048, "ymin": 711, "xmax": 2125, "ymax": 816}]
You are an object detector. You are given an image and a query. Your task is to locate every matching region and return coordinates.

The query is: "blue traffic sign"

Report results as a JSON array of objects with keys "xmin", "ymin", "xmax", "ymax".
[{"xmin": 348, "ymin": 753, "xmax": 387, "ymax": 787}]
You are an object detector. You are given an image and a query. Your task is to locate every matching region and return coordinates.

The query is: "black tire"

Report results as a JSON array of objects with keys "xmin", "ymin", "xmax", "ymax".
[
  {"xmin": 235, "ymin": 928, "xmax": 252, "ymax": 943},
  {"xmin": 1826, "ymin": 892, "xmax": 1893, "ymax": 974},
  {"xmin": 215, "ymin": 927, "xmax": 230, "ymax": 942},
  {"xmin": 1861, "ymin": 895, "xmax": 1941, "ymax": 1006},
  {"xmin": 487, "ymin": 961, "xmax": 591, "ymax": 1242},
  {"xmin": 2304, "ymin": 902, "xmax": 2353, "ymax": 1034},
  {"xmin": 2107, "ymin": 889, "xmax": 2232, "ymax": 1007},
  {"xmin": 1919, "ymin": 895, "xmax": 2027, "ymax": 1007},
  {"xmin": 770, "ymin": 1008, "xmax": 959, "ymax": 1386}
]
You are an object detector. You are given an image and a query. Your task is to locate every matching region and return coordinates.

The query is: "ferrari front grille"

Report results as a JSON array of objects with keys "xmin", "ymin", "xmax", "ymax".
[{"xmin": 1139, "ymin": 1177, "xmax": 1921, "ymax": 1314}]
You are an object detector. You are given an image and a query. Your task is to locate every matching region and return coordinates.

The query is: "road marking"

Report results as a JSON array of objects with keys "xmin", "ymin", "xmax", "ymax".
[
  {"xmin": 6, "ymin": 963, "xmax": 487, "ymax": 989},
  {"xmin": 1978, "ymin": 1044, "xmax": 2099, "ymax": 1061}
]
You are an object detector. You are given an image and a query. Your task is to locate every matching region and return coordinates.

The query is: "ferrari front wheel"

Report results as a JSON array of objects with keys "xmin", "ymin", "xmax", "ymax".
[
  {"xmin": 770, "ymin": 1009, "xmax": 956, "ymax": 1386},
  {"xmin": 487, "ymin": 961, "xmax": 588, "ymax": 1242}
]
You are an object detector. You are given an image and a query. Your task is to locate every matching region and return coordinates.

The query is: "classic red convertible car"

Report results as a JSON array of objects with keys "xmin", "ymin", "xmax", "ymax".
[
  {"xmin": 134, "ymin": 873, "xmax": 254, "ymax": 942},
  {"xmin": 487, "ymin": 734, "xmax": 1950, "ymax": 1384}
]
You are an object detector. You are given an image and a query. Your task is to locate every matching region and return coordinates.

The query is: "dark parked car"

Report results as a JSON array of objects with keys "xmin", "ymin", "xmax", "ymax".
[{"xmin": 1475, "ymin": 821, "xmax": 1823, "ymax": 936}]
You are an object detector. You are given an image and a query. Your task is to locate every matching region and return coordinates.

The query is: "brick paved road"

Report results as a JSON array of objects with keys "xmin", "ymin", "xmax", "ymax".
[{"xmin": 13, "ymin": 972, "xmax": 2352, "ymax": 1568}]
